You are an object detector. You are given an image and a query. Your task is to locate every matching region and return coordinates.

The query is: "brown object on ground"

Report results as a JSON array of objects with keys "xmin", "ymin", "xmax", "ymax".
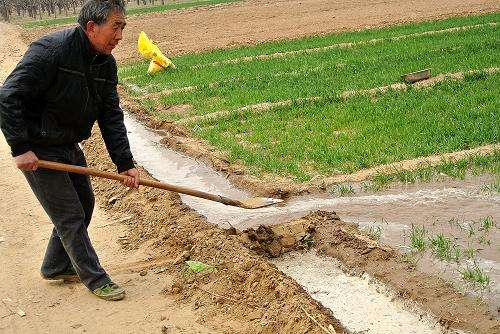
[
  {"xmin": 37, "ymin": 160, "xmax": 282, "ymax": 209},
  {"xmin": 21, "ymin": 0, "xmax": 500, "ymax": 63},
  {"xmin": 402, "ymin": 68, "xmax": 432, "ymax": 83},
  {"xmin": 239, "ymin": 218, "xmax": 317, "ymax": 257},
  {"xmin": 246, "ymin": 212, "xmax": 500, "ymax": 334}
]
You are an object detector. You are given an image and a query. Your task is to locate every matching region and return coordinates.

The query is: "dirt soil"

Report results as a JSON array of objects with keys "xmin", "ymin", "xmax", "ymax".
[
  {"xmin": 21, "ymin": 0, "xmax": 500, "ymax": 63},
  {"xmin": 0, "ymin": 22, "xmax": 345, "ymax": 334},
  {"xmin": 240, "ymin": 212, "xmax": 500, "ymax": 334}
]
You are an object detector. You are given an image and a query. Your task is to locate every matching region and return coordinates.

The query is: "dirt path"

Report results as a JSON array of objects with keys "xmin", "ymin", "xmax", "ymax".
[
  {"xmin": 0, "ymin": 22, "xmax": 212, "ymax": 334},
  {"xmin": 22, "ymin": 0, "xmax": 500, "ymax": 63}
]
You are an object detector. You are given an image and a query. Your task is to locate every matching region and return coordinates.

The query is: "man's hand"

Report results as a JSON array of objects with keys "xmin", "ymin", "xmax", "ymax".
[
  {"xmin": 120, "ymin": 168, "xmax": 139, "ymax": 189},
  {"xmin": 15, "ymin": 151, "xmax": 38, "ymax": 171}
]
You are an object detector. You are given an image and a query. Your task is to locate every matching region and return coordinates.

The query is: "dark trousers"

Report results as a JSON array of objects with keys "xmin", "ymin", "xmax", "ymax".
[{"xmin": 22, "ymin": 144, "xmax": 110, "ymax": 291}]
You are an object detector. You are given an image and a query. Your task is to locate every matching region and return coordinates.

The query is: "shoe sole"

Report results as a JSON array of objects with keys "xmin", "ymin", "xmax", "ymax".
[
  {"xmin": 41, "ymin": 272, "xmax": 81, "ymax": 283},
  {"xmin": 94, "ymin": 291, "xmax": 126, "ymax": 301}
]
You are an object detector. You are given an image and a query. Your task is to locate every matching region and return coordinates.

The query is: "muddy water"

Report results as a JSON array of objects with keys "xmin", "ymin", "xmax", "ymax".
[
  {"xmin": 272, "ymin": 251, "xmax": 461, "ymax": 334},
  {"xmin": 124, "ymin": 112, "xmax": 499, "ymax": 311}
]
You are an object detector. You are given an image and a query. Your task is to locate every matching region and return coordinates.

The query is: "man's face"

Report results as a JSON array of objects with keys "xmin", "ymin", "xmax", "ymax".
[{"xmin": 86, "ymin": 10, "xmax": 126, "ymax": 54}]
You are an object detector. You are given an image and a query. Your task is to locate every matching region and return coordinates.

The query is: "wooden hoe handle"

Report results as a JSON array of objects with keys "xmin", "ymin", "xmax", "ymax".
[{"xmin": 37, "ymin": 160, "xmax": 242, "ymax": 207}]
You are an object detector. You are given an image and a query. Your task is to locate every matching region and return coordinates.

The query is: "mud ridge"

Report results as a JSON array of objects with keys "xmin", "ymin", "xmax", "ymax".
[
  {"xmin": 242, "ymin": 211, "xmax": 499, "ymax": 334},
  {"xmin": 177, "ymin": 67, "xmax": 499, "ymax": 125},
  {"xmin": 191, "ymin": 22, "xmax": 497, "ymax": 69},
  {"xmin": 81, "ymin": 129, "xmax": 347, "ymax": 334}
]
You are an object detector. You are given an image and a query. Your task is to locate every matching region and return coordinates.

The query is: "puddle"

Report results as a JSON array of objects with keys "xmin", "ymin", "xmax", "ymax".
[
  {"xmin": 124, "ymin": 111, "xmax": 499, "ymax": 312},
  {"xmin": 272, "ymin": 251, "xmax": 456, "ymax": 334}
]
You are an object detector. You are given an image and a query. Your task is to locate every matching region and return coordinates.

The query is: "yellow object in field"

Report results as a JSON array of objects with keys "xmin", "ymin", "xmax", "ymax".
[{"xmin": 137, "ymin": 31, "xmax": 175, "ymax": 75}]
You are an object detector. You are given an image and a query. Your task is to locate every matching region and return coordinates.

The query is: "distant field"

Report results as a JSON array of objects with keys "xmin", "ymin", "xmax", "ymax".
[
  {"xmin": 21, "ymin": 0, "xmax": 241, "ymax": 28},
  {"xmin": 120, "ymin": 13, "xmax": 500, "ymax": 181}
]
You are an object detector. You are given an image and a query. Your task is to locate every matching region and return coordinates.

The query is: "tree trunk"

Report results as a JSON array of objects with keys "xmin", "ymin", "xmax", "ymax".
[{"xmin": 0, "ymin": 0, "xmax": 10, "ymax": 22}]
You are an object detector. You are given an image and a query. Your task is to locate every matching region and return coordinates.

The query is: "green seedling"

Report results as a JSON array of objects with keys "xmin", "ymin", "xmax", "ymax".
[
  {"xmin": 370, "ymin": 174, "xmax": 394, "ymax": 190},
  {"xmin": 361, "ymin": 152, "xmax": 498, "ymax": 192},
  {"xmin": 409, "ymin": 224, "xmax": 426, "ymax": 252},
  {"xmin": 362, "ymin": 181, "xmax": 382, "ymax": 192},
  {"xmin": 466, "ymin": 222, "xmax": 477, "ymax": 238},
  {"xmin": 429, "ymin": 233, "xmax": 461, "ymax": 262},
  {"xmin": 333, "ymin": 184, "xmax": 355, "ymax": 196},
  {"xmin": 448, "ymin": 218, "xmax": 460, "ymax": 227},
  {"xmin": 478, "ymin": 235, "xmax": 491, "ymax": 246},
  {"xmin": 401, "ymin": 252, "xmax": 420, "ymax": 269},
  {"xmin": 463, "ymin": 247, "xmax": 477, "ymax": 259},
  {"xmin": 480, "ymin": 182, "xmax": 500, "ymax": 193},
  {"xmin": 478, "ymin": 216, "xmax": 495, "ymax": 232},
  {"xmin": 459, "ymin": 264, "xmax": 490, "ymax": 287}
]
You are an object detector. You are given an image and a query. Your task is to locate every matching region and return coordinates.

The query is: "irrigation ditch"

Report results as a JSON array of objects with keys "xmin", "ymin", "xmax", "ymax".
[{"xmin": 81, "ymin": 109, "xmax": 499, "ymax": 333}]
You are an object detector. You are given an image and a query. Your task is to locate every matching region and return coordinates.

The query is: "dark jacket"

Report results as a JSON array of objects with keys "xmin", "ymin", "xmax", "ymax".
[{"xmin": 0, "ymin": 26, "xmax": 134, "ymax": 173}]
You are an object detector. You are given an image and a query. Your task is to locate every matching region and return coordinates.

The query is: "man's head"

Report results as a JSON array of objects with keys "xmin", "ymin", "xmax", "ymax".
[{"xmin": 78, "ymin": 0, "xmax": 126, "ymax": 55}]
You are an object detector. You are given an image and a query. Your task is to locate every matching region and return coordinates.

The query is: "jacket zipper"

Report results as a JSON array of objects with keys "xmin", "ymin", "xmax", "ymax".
[
  {"xmin": 82, "ymin": 55, "xmax": 96, "ymax": 116},
  {"xmin": 80, "ymin": 55, "xmax": 96, "ymax": 129}
]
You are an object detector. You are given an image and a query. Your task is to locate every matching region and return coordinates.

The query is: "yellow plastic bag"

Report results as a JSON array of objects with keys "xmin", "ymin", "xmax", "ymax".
[{"xmin": 137, "ymin": 31, "xmax": 175, "ymax": 75}]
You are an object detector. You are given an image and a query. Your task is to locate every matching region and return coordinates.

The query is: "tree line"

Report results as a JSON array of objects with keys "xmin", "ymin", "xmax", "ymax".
[{"xmin": 0, "ymin": 0, "xmax": 168, "ymax": 22}]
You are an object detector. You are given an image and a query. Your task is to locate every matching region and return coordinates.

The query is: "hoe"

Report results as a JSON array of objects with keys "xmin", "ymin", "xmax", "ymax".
[{"xmin": 37, "ymin": 160, "xmax": 283, "ymax": 209}]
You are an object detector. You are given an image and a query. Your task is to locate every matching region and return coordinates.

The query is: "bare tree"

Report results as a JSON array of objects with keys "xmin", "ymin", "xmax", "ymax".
[
  {"xmin": 0, "ymin": 0, "xmax": 10, "ymax": 22},
  {"xmin": 0, "ymin": 0, "xmax": 171, "ymax": 22}
]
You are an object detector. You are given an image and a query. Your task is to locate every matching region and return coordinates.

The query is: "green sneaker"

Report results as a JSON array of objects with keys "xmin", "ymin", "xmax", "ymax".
[
  {"xmin": 41, "ymin": 264, "xmax": 80, "ymax": 283},
  {"xmin": 92, "ymin": 282, "xmax": 125, "ymax": 301}
]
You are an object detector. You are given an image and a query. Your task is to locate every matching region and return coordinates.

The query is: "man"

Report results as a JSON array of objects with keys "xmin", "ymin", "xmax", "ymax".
[{"xmin": 0, "ymin": 0, "xmax": 138, "ymax": 301}]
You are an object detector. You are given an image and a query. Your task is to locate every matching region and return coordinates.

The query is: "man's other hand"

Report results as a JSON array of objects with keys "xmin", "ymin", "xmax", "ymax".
[
  {"xmin": 15, "ymin": 151, "xmax": 38, "ymax": 171},
  {"xmin": 120, "ymin": 168, "xmax": 139, "ymax": 189}
]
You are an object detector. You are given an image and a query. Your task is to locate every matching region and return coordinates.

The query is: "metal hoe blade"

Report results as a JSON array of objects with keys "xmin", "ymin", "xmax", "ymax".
[{"xmin": 237, "ymin": 197, "xmax": 284, "ymax": 209}]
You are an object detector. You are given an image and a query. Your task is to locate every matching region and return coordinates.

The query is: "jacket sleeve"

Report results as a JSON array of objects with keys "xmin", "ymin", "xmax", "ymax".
[
  {"xmin": 97, "ymin": 59, "xmax": 135, "ymax": 173},
  {"xmin": 0, "ymin": 42, "xmax": 56, "ymax": 156}
]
